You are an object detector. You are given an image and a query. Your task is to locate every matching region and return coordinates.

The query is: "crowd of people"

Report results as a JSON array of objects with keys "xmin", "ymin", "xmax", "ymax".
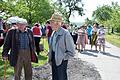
[
  {"xmin": 71, "ymin": 22, "xmax": 106, "ymax": 53},
  {"xmin": 0, "ymin": 14, "xmax": 106, "ymax": 80}
]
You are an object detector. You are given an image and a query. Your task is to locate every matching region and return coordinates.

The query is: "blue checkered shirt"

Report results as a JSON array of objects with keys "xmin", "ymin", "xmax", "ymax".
[{"xmin": 19, "ymin": 31, "xmax": 29, "ymax": 49}]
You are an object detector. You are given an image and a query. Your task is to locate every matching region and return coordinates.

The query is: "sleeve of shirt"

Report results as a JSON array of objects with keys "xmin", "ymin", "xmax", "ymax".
[
  {"xmin": 31, "ymin": 27, "xmax": 33, "ymax": 32},
  {"xmin": 64, "ymin": 31, "xmax": 76, "ymax": 57},
  {"xmin": 97, "ymin": 29, "xmax": 100, "ymax": 35},
  {"xmin": 2, "ymin": 30, "xmax": 12, "ymax": 57},
  {"xmin": 40, "ymin": 27, "xmax": 42, "ymax": 36}
]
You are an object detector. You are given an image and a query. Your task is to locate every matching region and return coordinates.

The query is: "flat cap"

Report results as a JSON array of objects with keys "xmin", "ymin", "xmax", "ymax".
[
  {"xmin": 17, "ymin": 18, "xmax": 27, "ymax": 24},
  {"xmin": 7, "ymin": 16, "xmax": 19, "ymax": 24}
]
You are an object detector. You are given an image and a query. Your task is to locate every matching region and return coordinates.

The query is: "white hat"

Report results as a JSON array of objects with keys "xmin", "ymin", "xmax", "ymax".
[
  {"xmin": 17, "ymin": 18, "xmax": 27, "ymax": 24},
  {"xmin": 6, "ymin": 20, "xmax": 11, "ymax": 24},
  {"xmin": 7, "ymin": 16, "xmax": 19, "ymax": 24}
]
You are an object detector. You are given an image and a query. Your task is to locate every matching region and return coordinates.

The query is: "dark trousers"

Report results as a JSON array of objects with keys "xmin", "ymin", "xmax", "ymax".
[
  {"xmin": 34, "ymin": 37, "xmax": 41, "ymax": 55},
  {"xmin": 52, "ymin": 51, "xmax": 68, "ymax": 80},
  {"xmin": 88, "ymin": 35, "xmax": 91, "ymax": 44},
  {"xmin": 14, "ymin": 49, "xmax": 32, "ymax": 80}
]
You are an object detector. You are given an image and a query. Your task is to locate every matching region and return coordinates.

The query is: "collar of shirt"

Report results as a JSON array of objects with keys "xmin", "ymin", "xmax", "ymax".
[
  {"xmin": 55, "ymin": 27, "xmax": 61, "ymax": 36},
  {"xmin": 17, "ymin": 28, "xmax": 28, "ymax": 33}
]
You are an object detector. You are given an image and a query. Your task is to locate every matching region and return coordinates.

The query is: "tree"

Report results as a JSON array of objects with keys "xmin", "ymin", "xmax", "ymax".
[
  {"xmin": 85, "ymin": 18, "xmax": 93, "ymax": 25},
  {"xmin": 92, "ymin": 2, "xmax": 120, "ymax": 33},
  {"xmin": 110, "ymin": 2, "xmax": 120, "ymax": 33},
  {"xmin": 54, "ymin": 0, "xmax": 84, "ymax": 23},
  {"xmin": 92, "ymin": 5, "xmax": 112, "ymax": 22},
  {"xmin": 92, "ymin": 4, "xmax": 113, "ymax": 33},
  {"xmin": 0, "ymin": 0, "xmax": 54, "ymax": 25}
]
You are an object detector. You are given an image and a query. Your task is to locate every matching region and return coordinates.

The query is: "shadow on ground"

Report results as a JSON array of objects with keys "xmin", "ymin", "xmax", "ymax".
[
  {"xmin": 80, "ymin": 49, "xmax": 120, "ymax": 59},
  {"xmin": 80, "ymin": 50, "xmax": 98, "ymax": 57},
  {"xmin": 101, "ymin": 52, "xmax": 120, "ymax": 59}
]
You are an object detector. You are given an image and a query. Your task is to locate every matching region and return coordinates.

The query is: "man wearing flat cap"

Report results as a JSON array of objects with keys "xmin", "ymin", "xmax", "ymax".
[
  {"xmin": 7, "ymin": 16, "xmax": 19, "ymax": 29},
  {"xmin": 48, "ymin": 13, "xmax": 76, "ymax": 80},
  {"xmin": 2, "ymin": 17, "xmax": 38, "ymax": 80}
]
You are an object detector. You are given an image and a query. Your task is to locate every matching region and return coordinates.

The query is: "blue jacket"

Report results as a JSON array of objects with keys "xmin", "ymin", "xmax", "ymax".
[{"xmin": 48, "ymin": 27, "xmax": 75, "ymax": 66}]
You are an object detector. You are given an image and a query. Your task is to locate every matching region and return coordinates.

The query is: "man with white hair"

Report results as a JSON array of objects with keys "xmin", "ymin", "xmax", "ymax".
[
  {"xmin": 2, "ymin": 17, "xmax": 38, "ymax": 80},
  {"xmin": 7, "ymin": 16, "xmax": 19, "ymax": 29}
]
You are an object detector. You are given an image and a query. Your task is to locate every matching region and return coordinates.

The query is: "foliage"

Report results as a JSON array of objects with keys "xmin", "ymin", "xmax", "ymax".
[
  {"xmin": 92, "ymin": 2, "xmax": 120, "ymax": 33},
  {"xmin": 0, "ymin": 0, "xmax": 54, "ymax": 25},
  {"xmin": 85, "ymin": 18, "xmax": 94, "ymax": 25},
  {"xmin": 109, "ymin": 2, "xmax": 120, "ymax": 32},
  {"xmin": 54, "ymin": 0, "xmax": 84, "ymax": 23}
]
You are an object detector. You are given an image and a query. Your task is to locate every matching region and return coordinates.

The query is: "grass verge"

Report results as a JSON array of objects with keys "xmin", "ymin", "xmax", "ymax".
[{"xmin": 105, "ymin": 33, "xmax": 120, "ymax": 48}]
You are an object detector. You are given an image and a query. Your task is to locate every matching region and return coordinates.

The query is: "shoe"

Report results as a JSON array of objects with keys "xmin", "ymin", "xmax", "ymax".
[
  {"xmin": 75, "ymin": 47, "xmax": 77, "ymax": 49},
  {"xmin": 80, "ymin": 50, "xmax": 83, "ymax": 52}
]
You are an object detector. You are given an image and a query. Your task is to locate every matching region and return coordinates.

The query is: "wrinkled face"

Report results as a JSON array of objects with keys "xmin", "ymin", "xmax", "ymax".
[
  {"xmin": 50, "ymin": 20, "xmax": 61, "ymax": 30},
  {"xmin": 17, "ymin": 23, "xmax": 26, "ymax": 30}
]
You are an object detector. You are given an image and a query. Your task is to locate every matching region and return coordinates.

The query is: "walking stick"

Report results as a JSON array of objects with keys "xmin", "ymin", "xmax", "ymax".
[{"xmin": 4, "ymin": 59, "xmax": 7, "ymax": 80}]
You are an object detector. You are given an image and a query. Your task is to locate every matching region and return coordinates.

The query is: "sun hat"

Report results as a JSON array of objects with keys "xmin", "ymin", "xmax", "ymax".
[{"xmin": 49, "ymin": 14, "xmax": 62, "ymax": 22}]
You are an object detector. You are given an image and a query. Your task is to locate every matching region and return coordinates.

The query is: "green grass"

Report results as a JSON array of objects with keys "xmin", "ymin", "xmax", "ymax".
[
  {"xmin": 105, "ymin": 33, "xmax": 120, "ymax": 48},
  {"xmin": 32, "ymin": 38, "xmax": 48, "ymax": 67},
  {"xmin": 0, "ymin": 38, "xmax": 49, "ymax": 77},
  {"xmin": 0, "ymin": 49, "xmax": 14, "ymax": 78}
]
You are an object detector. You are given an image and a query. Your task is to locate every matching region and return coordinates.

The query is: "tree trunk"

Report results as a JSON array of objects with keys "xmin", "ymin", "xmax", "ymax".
[
  {"xmin": 107, "ymin": 27, "xmax": 110, "ymax": 34},
  {"xmin": 111, "ymin": 27, "xmax": 114, "ymax": 34},
  {"xmin": 67, "ymin": 9, "xmax": 72, "ymax": 24}
]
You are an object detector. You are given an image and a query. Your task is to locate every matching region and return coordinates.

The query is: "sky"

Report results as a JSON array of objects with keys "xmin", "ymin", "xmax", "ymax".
[{"xmin": 69, "ymin": 0, "xmax": 120, "ymax": 23}]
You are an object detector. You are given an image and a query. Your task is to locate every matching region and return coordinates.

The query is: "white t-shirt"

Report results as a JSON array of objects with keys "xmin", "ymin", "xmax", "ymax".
[{"xmin": 97, "ymin": 28, "xmax": 105, "ymax": 38}]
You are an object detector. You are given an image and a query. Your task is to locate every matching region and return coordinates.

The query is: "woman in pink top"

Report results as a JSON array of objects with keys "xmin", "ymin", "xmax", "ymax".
[{"xmin": 76, "ymin": 26, "xmax": 88, "ymax": 52}]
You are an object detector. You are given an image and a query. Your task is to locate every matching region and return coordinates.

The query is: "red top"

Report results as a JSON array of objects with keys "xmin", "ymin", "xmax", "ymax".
[{"xmin": 32, "ymin": 26, "xmax": 41, "ymax": 35}]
